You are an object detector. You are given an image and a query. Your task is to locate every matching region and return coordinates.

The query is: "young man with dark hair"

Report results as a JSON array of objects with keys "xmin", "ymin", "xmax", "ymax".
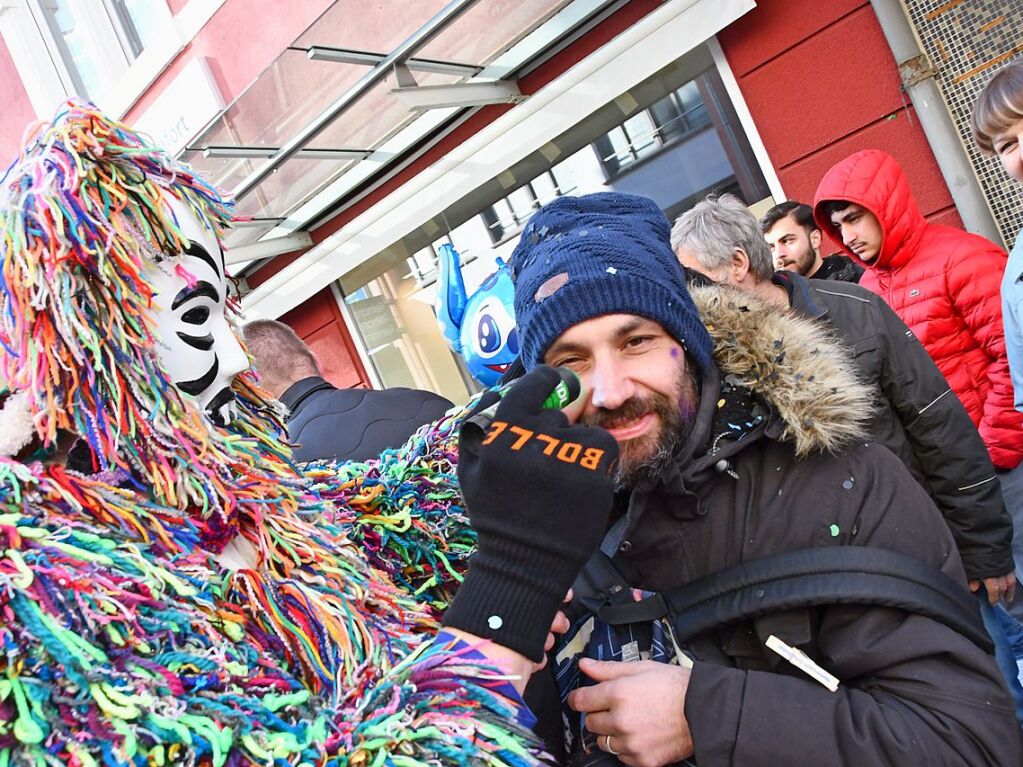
[
  {"xmin": 459, "ymin": 191, "xmax": 1020, "ymax": 765},
  {"xmin": 760, "ymin": 200, "xmax": 862, "ymax": 282},
  {"xmin": 814, "ymin": 150, "xmax": 1023, "ymax": 588}
]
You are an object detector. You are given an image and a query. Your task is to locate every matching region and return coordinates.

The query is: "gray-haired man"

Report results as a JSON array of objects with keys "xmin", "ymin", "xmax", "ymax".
[
  {"xmin": 671, "ymin": 194, "xmax": 1014, "ymax": 605},
  {"xmin": 672, "ymin": 193, "xmax": 1023, "ymax": 720}
]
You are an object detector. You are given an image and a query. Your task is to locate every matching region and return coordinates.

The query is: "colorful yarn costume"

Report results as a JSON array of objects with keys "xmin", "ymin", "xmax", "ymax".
[
  {"xmin": 0, "ymin": 102, "xmax": 544, "ymax": 766},
  {"xmin": 304, "ymin": 421, "xmax": 474, "ymax": 614}
]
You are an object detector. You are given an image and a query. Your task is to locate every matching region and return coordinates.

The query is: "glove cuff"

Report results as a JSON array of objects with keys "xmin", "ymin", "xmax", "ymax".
[{"xmin": 442, "ymin": 550, "xmax": 576, "ymax": 662}]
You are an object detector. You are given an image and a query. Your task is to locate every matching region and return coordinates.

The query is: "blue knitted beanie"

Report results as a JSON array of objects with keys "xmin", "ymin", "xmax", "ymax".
[{"xmin": 510, "ymin": 192, "xmax": 714, "ymax": 376}]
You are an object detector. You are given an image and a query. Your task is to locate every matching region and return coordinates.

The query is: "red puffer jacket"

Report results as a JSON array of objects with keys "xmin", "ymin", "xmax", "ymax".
[{"xmin": 814, "ymin": 149, "xmax": 1023, "ymax": 469}]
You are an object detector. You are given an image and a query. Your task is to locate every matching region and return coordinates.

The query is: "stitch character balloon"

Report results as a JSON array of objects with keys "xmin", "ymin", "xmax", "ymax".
[{"xmin": 435, "ymin": 244, "xmax": 519, "ymax": 386}]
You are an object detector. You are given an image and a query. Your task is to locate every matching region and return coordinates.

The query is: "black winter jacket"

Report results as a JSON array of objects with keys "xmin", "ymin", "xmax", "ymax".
[
  {"xmin": 540, "ymin": 286, "xmax": 1020, "ymax": 766},
  {"xmin": 776, "ymin": 271, "xmax": 1014, "ymax": 580},
  {"xmin": 281, "ymin": 376, "xmax": 452, "ymax": 463}
]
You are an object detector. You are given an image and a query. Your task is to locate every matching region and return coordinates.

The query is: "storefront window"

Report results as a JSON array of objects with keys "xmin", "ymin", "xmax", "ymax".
[
  {"xmin": 344, "ymin": 261, "xmax": 475, "ymax": 406},
  {"xmin": 594, "ymin": 74, "xmax": 720, "ymax": 180},
  {"xmin": 480, "ymin": 167, "xmax": 575, "ymax": 245}
]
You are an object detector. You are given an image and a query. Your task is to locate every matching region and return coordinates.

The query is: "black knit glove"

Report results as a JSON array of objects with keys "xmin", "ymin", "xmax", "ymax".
[{"xmin": 444, "ymin": 365, "xmax": 619, "ymax": 661}]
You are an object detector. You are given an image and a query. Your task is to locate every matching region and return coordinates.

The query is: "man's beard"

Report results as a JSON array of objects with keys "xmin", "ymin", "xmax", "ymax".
[
  {"xmin": 581, "ymin": 361, "xmax": 699, "ymax": 489},
  {"xmin": 792, "ymin": 242, "xmax": 818, "ymax": 276}
]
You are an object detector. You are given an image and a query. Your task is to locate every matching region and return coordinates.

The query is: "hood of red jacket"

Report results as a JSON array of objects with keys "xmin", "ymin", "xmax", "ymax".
[{"xmin": 812, "ymin": 149, "xmax": 927, "ymax": 271}]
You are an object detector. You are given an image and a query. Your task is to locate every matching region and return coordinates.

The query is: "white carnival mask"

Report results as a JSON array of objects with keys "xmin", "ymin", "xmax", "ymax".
[{"xmin": 144, "ymin": 197, "xmax": 248, "ymax": 427}]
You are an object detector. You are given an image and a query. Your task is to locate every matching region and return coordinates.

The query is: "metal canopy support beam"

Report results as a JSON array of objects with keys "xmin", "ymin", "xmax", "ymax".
[
  {"xmin": 224, "ymin": 232, "xmax": 313, "ymax": 264},
  {"xmin": 304, "ymin": 45, "xmax": 481, "ymax": 77},
  {"xmin": 233, "ymin": 217, "xmax": 285, "ymax": 227},
  {"xmin": 203, "ymin": 145, "xmax": 372, "ymax": 160},
  {"xmin": 232, "ymin": 0, "xmax": 482, "ymax": 200},
  {"xmin": 391, "ymin": 80, "xmax": 522, "ymax": 110}
]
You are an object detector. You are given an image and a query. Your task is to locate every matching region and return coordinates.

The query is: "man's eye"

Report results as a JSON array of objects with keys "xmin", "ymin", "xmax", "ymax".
[
  {"xmin": 552, "ymin": 356, "xmax": 585, "ymax": 370},
  {"xmin": 625, "ymin": 336, "xmax": 653, "ymax": 349},
  {"xmin": 182, "ymin": 306, "xmax": 210, "ymax": 324}
]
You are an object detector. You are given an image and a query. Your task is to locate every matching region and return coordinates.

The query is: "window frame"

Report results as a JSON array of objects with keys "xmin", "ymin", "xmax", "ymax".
[
  {"xmin": 0, "ymin": 0, "xmax": 226, "ymax": 121},
  {"xmin": 479, "ymin": 168, "xmax": 570, "ymax": 246},
  {"xmin": 33, "ymin": 0, "xmax": 135, "ymax": 100},
  {"xmin": 592, "ymin": 72, "xmax": 718, "ymax": 182}
]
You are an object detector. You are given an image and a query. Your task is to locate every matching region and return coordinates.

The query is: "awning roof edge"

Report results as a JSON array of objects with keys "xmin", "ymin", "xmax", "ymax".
[{"xmin": 241, "ymin": 0, "xmax": 756, "ymax": 320}]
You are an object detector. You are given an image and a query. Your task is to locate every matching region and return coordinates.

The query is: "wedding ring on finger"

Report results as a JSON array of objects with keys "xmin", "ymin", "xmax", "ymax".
[{"xmin": 603, "ymin": 734, "xmax": 621, "ymax": 756}]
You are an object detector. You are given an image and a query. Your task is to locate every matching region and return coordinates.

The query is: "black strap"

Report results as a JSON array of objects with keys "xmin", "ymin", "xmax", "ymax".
[
  {"xmin": 668, "ymin": 546, "xmax": 989, "ymax": 650},
  {"xmin": 574, "ymin": 546, "xmax": 992, "ymax": 653}
]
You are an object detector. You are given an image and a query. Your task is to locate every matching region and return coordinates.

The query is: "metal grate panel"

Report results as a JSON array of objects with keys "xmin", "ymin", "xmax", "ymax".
[{"xmin": 902, "ymin": 0, "xmax": 1023, "ymax": 249}]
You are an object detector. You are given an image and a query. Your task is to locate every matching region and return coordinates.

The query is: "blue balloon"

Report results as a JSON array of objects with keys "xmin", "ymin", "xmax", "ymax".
[{"xmin": 435, "ymin": 244, "xmax": 518, "ymax": 387}]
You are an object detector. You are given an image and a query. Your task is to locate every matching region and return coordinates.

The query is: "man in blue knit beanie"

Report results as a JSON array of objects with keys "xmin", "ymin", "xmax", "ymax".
[
  {"xmin": 453, "ymin": 191, "xmax": 1020, "ymax": 765},
  {"xmin": 509, "ymin": 192, "xmax": 714, "ymax": 488},
  {"xmin": 511, "ymin": 192, "xmax": 714, "ymax": 376}
]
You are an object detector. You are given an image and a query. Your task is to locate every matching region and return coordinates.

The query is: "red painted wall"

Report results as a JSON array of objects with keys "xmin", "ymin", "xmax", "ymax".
[
  {"xmin": 717, "ymin": 0, "xmax": 963, "ymax": 249},
  {"xmin": 126, "ymin": 0, "xmax": 334, "ymax": 122},
  {"xmin": 0, "ymin": 38, "xmax": 37, "ymax": 163},
  {"xmin": 280, "ymin": 288, "xmax": 369, "ymax": 389}
]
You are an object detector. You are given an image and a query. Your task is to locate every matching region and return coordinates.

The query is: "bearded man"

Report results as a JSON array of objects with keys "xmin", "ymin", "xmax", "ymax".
[
  {"xmin": 0, "ymin": 102, "xmax": 615, "ymax": 765},
  {"xmin": 759, "ymin": 200, "xmax": 862, "ymax": 282},
  {"xmin": 455, "ymin": 192, "xmax": 1021, "ymax": 766}
]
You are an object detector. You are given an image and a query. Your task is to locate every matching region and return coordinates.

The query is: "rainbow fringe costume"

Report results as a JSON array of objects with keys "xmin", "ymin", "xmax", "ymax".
[{"xmin": 0, "ymin": 102, "xmax": 545, "ymax": 766}]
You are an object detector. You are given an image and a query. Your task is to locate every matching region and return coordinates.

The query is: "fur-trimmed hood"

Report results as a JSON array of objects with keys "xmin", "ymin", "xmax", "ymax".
[{"xmin": 690, "ymin": 285, "xmax": 876, "ymax": 456}]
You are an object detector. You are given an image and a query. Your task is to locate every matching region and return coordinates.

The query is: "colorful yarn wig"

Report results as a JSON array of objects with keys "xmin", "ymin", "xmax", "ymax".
[
  {"xmin": 0, "ymin": 100, "xmax": 258, "ymax": 547},
  {"xmin": 0, "ymin": 102, "xmax": 544, "ymax": 766}
]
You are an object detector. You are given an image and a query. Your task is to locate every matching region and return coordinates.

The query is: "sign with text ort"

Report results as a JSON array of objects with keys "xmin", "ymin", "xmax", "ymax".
[{"xmin": 134, "ymin": 57, "xmax": 224, "ymax": 157}]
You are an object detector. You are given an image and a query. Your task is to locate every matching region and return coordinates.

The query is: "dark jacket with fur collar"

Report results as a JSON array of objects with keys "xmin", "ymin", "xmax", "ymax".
[{"xmin": 587, "ymin": 287, "xmax": 1019, "ymax": 765}]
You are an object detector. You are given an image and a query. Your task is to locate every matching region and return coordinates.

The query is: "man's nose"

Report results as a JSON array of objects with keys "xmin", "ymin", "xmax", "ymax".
[
  {"xmin": 841, "ymin": 226, "xmax": 856, "ymax": 245},
  {"xmin": 589, "ymin": 359, "xmax": 636, "ymax": 412}
]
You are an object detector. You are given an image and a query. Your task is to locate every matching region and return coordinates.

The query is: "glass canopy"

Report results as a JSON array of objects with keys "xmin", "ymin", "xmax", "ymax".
[{"xmin": 182, "ymin": 0, "xmax": 619, "ymax": 270}]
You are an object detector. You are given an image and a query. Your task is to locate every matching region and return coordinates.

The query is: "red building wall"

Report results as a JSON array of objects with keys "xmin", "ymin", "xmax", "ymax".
[
  {"xmin": 279, "ymin": 288, "xmax": 370, "ymax": 389},
  {"xmin": 0, "ymin": 38, "xmax": 38, "ymax": 162},
  {"xmin": 718, "ymin": 0, "xmax": 963, "ymax": 251}
]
